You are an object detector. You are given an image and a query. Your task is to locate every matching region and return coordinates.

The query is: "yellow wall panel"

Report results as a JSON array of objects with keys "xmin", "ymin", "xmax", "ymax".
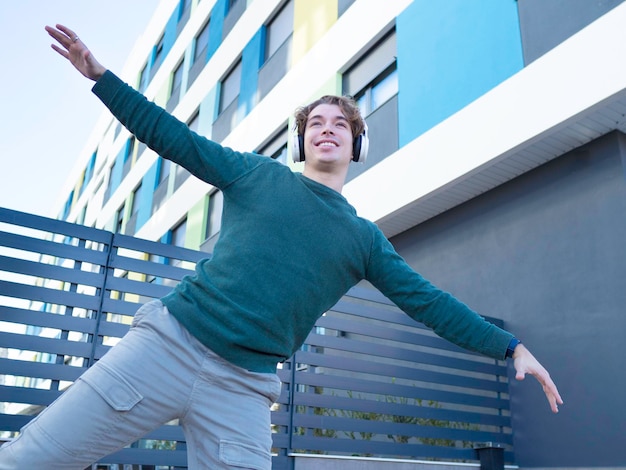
[{"xmin": 292, "ymin": 0, "xmax": 337, "ymax": 65}]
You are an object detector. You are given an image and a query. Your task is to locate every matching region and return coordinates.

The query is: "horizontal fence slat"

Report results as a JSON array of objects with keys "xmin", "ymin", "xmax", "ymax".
[
  {"xmin": 317, "ymin": 311, "xmax": 481, "ymax": 356},
  {"xmin": 0, "ymin": 231, "xmax": 109, "ymax": 266},
  {"xmin": 292, "ymin": 390, "xmax": 511, "ymax": 429},
  {"xmin": 101, "ymin": 297, "xmax": 147, "ymax": 317},
  {"xmin": 305, "ymin": 331, "xmax": 505, "ymax": 376},
  {"xmin": 113, "ymin": 232, "xmax": 206, "ymax": 263},
  {"xmin": 0, "ymin": 255, "xmax": 105, "ymax": 288},
  {"xmin": 290, "ymin": 434, "xmax": 477, "ymax": 460},
  {"xmin": 96, "ymin": 319, "xmax": 131, "ymax": 339},
  {"xmin": 109, "ymin": 253, "xmax": 195, "ymax": 281},
  {"xmin": 292, "ymin": 370, "xmax": 509, "ymax": 412},
  {"xmin": 0, "ymin": 385, "xmax": 63, "ymax": 406},
  {"xmin": 0, "ymin": 207, "xmax": 112, "ymax": 243},
  {"xmin": 0, "ymin": 281, "xmax": 101, "ymax": 311},
  {"xmin": 98, "ymin": 448, "xmax": 188, "ymax": 466},
  {"xmin": 0, "ymin": 357, "xmax": 86, "ymax": 382},
  {"xmin": 140, "ymin": 424, "xmax": 186, "ymax": 441},
  {"xmin": 0, "ymin": 414, "xmax": 31, "ymax": 432},
  {"xmin": 0, "ymin": 305, "xmax": 98, "ymax": 334},
  {"xmin": 331, "ymin": 295, "xmax": 504, "ymax": 335},
  {"xmin": 292, "ymin": 413, "xmax": 511, "ymax": 445},
  {"xmin": 0, "ymin": 332, "xmax": 93, "ymax": 358},
  {"xmin": 105, "ymin": 275, "xmax": 176, "ymax": 299},
  {"xmin": 294, "ymin": 350, "xmax": 508, "ymax": 393}
]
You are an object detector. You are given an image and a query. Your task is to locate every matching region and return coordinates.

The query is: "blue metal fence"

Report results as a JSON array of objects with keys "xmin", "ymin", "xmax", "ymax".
[{"xmin": 0, "ymin": 207, "xmax": 513, "ymax": 468}]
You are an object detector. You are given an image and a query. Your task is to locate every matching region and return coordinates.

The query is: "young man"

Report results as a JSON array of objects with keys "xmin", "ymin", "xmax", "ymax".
[{"xmin": 0, "ymin": 25, "xmax": 562, "ymax": 469}]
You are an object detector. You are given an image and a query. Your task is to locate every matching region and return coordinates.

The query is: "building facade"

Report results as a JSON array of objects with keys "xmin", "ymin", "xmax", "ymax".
[{"xmin": 55, "ymin": 0, "xmax": 626, "ymax": 467}]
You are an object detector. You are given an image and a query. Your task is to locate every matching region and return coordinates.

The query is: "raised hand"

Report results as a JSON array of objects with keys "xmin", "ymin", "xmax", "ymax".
[
  {"xmin": 45, "ymin": 24, "xmax": 106, "ymax": 81},
  {"xmin": 513, "ymin": 343, "xmax": 564, "ymax": 413}
]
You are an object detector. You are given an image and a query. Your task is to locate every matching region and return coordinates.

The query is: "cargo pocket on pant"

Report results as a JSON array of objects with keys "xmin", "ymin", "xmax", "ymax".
[
  {"xmin": 79, "ymin": 363, "xmax": 143, "ymax": 411},
  {"xmin": 219, "ymin": 440, "xmax": 271, "ymax": 470}
]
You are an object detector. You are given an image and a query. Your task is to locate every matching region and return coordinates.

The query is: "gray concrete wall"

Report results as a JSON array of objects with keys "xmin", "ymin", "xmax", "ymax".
[
  {"xmin": 389, "ymin": 132, "xmax": 626, "ymax": 467},
  {"xmin": 517, "ymin": 0, "xmax": 626, "ymax": 63}
]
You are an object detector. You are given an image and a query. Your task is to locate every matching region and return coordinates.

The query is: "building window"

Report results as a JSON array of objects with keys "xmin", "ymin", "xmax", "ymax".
[
  {"xmin": 171, "ymin": 60, "xmax": 185, "ymax": 98},
  {"xmin": 193, "ymin": 21, "xmax": 210, "ymax": 65},
  {"xmin": 155, "ymin": 34, "xmax": 165, "ymax": 64},
  {"xmin": 206, "ymin": 191, "xmax": 223, "ymax": 241},
  {"xmin": 167, "ymin": 59, "xmax": 186, "ymax": 112},
  {"xmin": 80, "ymin": 150, "xmax": 98, "ymax": 196},
  {"xmin": 127, "ymin": 184, "xmax": 142, "ymax": 235},
  {"xmin": 158, "ymin": 158, "xmax": 172, "ymax": 186},
  {"xmin": 171, "ymin": 219, "xmax": 187, "ymax": 247},
  {"xmin": 152, "ymin": 158, "xmax": 172, "ymax": 215},
  {"xmin": 104, "ymin": 161, "xmax": 117, "ymax": 203},
  {"xmin": 227, "ymin": 0, "xmax": 241, "ymax": 13},
  {"xmin": 201, "ymin": 190, "xmax": 224, "ymax": 253},
  {"xmin": 138, "ymin": 62, "xmax": 149, "ymax": 92},
  {"xmin": 115, "ymin": 203, "xmax": 125, "ymax": 233},
  {"xmin": 219, "ymin": 60, "xmax": 242, "ymax": 114},
  {"xmin": 223, "ymin": 0, "xmax": 246, "ymax": 39},
  {"xmin": 355, "ymin": 65, "xmax": 398, "ymax": 117},
  {"xmin": 169, "ymin": 218, "xmax": 187, "ymax": 267},
  {"xmin": 342, "ymin": 29, "xmax": 397, "ymax": 112},
  {"xmin": 151, "ymin": 33, "xmax": 166, "ymax": 77},
  {"xmin": 342, "ymin": 29, "xmax": 398, "ymax": 181},
  {"xmin": 188, "ymin": 111, "xmax": 200, "ymax": 132},
  {"xmin": 172, "ymin": 113, "xmax": 197, "ymax": 189},
  {"xmin": 121, "ymin": 137, "xmax": 134, "ymax": 179},
  {"xmin": 131, "ymin": 184, "xmax": 142, "ymax": 217},
  {"xmin": 265, "ymin": 1, "xmax": 294, "ymax": 61},
  {"xmin": 338, "ymin": 0, "xmax": 356, "ymax": 16},
  {"xmin": 179, "ymin": 0, "xmax": 192, "ymax": 21},
  {"xmin": 258, "ymin": 127, "xmax": 289, "ymax": 165}
]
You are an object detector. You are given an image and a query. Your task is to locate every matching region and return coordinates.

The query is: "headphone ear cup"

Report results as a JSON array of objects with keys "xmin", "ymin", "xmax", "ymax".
[
  {"xmin": 352, "ymin": 122, "xmax": 369, "ymax": 163},
  {"xmin": 292, "ymin": 133, "xmax": 305, "ymax": 162},
  {"xmin": 352, "ymin": 135, "xmax": 362, "ymax": 162}
]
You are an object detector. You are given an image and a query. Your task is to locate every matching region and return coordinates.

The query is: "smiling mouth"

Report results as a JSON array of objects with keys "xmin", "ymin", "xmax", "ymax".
[{"xmin": 317, "ymin": 141, "xmax": 338, "ymax": 147}]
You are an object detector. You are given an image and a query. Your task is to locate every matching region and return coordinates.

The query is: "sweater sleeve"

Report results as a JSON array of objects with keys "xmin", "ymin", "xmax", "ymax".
[
  {"xmin": 365, "ymin": 228, "xmax": 513, "ymax": 360},
  {"xmin": 91, "ymin": 70, "xmax": 263, "ymax": 189}
]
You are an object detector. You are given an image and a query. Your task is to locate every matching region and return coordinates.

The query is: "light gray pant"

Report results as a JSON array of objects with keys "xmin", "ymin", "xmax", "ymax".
[{"xmin": 0, "ymin": 300, "xmax": 281, "ymax": 469}]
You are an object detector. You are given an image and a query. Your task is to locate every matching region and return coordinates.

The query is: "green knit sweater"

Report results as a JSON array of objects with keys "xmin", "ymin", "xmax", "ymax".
[{"xmin": 93, "ymin": 71, "xmax": 513, "ymax": 373}]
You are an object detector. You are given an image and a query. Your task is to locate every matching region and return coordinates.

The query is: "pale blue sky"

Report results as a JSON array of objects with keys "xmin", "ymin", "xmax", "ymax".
[{"xmin": 0, "ymin": 0, "xmax": 161, "ymax": 217}]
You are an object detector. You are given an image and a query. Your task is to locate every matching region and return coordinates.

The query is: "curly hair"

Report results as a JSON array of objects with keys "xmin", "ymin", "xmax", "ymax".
[{"xmin": 294, "ymin": 95, "xmax": 365, "ymax": 138}]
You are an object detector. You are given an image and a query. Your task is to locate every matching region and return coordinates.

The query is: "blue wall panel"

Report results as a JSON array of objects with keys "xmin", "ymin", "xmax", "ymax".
[
  {"xmin": 207, "ymin": 0, "xmax": 227, "ymax": 62},
  {"xmin": 396, "ymin": 0, "xmax": 523, "ymax": 145},
  {"xmin": 138, "ymin": 160, "xmax": 160, "ymax": 229},
  {"xmin": 110, "ymin": 143, "xmax": 128, "ymax": 195},
  {"xmin": 239, "ymin": 29, "xmax": 264, "ymax": 117},
  {"xmin": 163, "ymin": 7, "xmax": 181, "ymax": 60}
]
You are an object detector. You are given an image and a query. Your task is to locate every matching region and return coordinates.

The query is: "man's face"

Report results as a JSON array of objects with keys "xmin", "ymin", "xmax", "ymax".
[{"xmin": 303, "ymin": 104, "xmax": 353, "ymax": 167}]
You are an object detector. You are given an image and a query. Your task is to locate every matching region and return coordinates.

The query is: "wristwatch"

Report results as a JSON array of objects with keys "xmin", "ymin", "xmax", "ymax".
[{"xmin": 505, "ymin": 338, "xmax": 521, "ymax": 358}]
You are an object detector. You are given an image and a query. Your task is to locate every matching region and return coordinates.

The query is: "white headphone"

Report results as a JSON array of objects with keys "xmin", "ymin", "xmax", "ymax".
[{"xmin": 291, "ymin": 120, "xmax": 369, "ymax": 164}]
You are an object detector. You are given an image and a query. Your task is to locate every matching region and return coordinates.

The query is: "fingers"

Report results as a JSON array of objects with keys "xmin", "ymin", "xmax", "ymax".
[
  {"xmin": 45, "ymin": 24, "xmax": 80, "ymax": 51},
  {"xmin": 512, "ymin": 344, "xmax": 563, "ymax": 413},
  {"xmin": 544, "ymin": 378, "xmax": 564, "ymax": 413},
  {"xmin": 532, "ymin": 370, "xmax": 563, "ymax": 413},
  {"xmin": 50, "ymin": 43, "xmax": 69, "ymax": 60}
]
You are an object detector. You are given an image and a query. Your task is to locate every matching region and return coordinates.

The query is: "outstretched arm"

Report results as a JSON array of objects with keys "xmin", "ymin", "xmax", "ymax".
[
  {"xmin": 45, "ymin": 24, "xmax": 106, "ymax": 81},
  {"xmin": 512, "ymin": 343, "xmax": 563, "ymax": 413}
]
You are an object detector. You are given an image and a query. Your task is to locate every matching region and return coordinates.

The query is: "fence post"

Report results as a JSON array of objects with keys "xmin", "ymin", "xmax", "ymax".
[
  {"xmin": 475, "ymin": 442, "xmax": 504, "ymax": 470},
  {"xmin": 87, "ymin": 231, "xmax": 115, "ymax": 368}
]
